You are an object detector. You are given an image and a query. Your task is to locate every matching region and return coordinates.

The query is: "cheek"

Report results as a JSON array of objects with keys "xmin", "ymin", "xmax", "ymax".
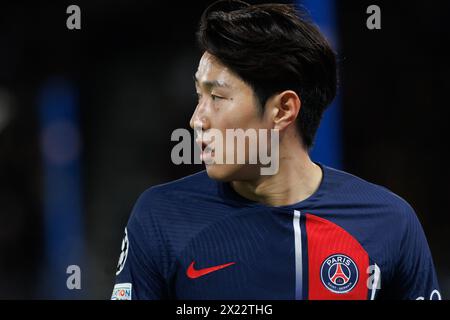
[{"xmin": 220, "ymin": 99, "xmax": 262, "ymax": 130}]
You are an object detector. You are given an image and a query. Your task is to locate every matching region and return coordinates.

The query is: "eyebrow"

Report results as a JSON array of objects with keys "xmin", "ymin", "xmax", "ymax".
[{"xmin": 194, "ymin": 75, "xmax": 231, "ymax": 89}]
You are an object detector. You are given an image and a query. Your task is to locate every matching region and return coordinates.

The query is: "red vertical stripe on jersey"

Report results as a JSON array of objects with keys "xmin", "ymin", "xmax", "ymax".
[{"xmin": 305, "ymin": 213, "xmax": 369, "ymax": 300}]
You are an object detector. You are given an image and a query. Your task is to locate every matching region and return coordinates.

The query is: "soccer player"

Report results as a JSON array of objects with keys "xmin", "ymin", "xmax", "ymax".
[{"xmin": 111, "ymin": 0, "xmax": 441, "ymax": 300}]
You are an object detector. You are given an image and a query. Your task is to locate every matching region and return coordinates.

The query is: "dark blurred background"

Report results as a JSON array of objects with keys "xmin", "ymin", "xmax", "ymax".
[{"xmin": 0, "ymin": 0, "xmax": 449, "ymax": 299}]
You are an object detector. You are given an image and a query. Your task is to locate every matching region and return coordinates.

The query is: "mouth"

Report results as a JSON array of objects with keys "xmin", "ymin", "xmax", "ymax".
[{"xmin": 199, "ymin": 141, "xmax": 215, "ymax": 164}]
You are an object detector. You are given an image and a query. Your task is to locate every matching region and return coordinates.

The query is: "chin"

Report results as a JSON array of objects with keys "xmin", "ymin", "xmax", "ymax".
[
  {"xmin": 204, "ymin": 163, "xmax": 259, "ymax": 182},
  {"xmin": 204, "ymin": 164, "xmax": 235, "ymax": 182}
]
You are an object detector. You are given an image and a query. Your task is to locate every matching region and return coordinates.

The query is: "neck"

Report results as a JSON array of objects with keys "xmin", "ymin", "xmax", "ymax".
[{"xmin": 231, "ymin": 138, "xmax": 323, "ymax": 207}]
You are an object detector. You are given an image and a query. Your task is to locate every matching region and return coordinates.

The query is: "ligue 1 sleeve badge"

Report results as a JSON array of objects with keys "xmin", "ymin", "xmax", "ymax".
[{"xmin": 320, "ymin": 254, "xmax": 359, "ymax": 294}]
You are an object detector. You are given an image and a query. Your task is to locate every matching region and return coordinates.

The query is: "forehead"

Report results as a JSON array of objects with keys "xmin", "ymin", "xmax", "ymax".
[{"xmin": 195, "ymin": 52, "xmax": 241, "ymax": 87}]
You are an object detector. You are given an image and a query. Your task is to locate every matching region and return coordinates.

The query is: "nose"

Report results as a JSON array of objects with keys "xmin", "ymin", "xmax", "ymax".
[{"xmin": 189, "ymin": 102, "xmax": 210, "ymax": 131}]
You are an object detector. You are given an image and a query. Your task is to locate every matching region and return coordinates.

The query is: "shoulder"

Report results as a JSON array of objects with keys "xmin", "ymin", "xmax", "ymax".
[
  {"xmin": 127, "ymin": 170, "xmax": 230, "ymax": 260},
  {"xmin": 136, "ymin": 170, "xmax": 213, "ymax": 204},
  {"xmin": 129, "ymin": 170, "xmax": 222, "ymax": 225},
  {"xmin": 324, "ymin": 165, "xmax": 417, "ymax": 221}
]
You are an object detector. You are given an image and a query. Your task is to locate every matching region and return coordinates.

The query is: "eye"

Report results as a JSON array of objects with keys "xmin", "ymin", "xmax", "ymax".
[{"xmin": 211, "ymin": 94, "xmax": 224, "ymax": 101}]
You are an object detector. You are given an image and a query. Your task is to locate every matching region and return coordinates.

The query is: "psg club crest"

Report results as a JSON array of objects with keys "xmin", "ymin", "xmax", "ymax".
[{"xmin": 320, "ymin": 254, "xmax": 359, "ymax": 294}]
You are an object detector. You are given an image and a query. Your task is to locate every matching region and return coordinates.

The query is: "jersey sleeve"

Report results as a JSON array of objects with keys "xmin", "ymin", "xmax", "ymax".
[
  {"xmin": 111, "ymin": 190, "xmax": 168, "ymax": 300},
  {"xmin": 392, "ymin": 205, "xmax": 441, "ymax": 300}
]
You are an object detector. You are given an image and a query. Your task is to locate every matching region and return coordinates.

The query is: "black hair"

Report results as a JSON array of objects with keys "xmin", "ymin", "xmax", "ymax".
[{"xmin": 197, "ymin": 0, "xmax": 337, "ymax": 149}]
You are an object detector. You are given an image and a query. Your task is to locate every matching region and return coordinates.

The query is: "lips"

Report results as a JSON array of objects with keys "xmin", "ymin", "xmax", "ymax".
[
  {"xmin": 196, "ymin": 139, "xmax": 215, "ymax": 163},
  {"xmin": 201, "ymin": 145, "xmax": 215, "ymax": 163}
]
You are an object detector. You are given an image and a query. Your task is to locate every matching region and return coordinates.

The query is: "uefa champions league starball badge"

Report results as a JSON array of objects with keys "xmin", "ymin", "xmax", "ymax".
[{"xmin": 116, "ymin": 228, "xmax": 129, "ymax": 275}]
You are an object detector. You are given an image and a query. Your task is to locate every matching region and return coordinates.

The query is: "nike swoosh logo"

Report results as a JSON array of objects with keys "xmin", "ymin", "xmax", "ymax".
[{"xmin": 186, "ymin": 261, "xmax": 235, "ymax": 279}]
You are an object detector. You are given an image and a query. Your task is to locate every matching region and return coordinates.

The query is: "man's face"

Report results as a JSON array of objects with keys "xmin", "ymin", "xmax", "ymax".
[{"xmin": 190, "ymin": 52, "xmax": 273, "ymax": 181}]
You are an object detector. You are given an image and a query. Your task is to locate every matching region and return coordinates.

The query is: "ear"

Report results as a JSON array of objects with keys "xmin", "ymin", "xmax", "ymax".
[{"xmin": 271, "ymin": 90, "xmax": 301, "ymax": 131}]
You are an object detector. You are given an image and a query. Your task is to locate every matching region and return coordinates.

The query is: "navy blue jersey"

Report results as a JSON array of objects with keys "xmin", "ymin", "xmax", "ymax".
[{"xmin": 111, "ymin": 164, "xmax": 441, "ymax": 300}]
